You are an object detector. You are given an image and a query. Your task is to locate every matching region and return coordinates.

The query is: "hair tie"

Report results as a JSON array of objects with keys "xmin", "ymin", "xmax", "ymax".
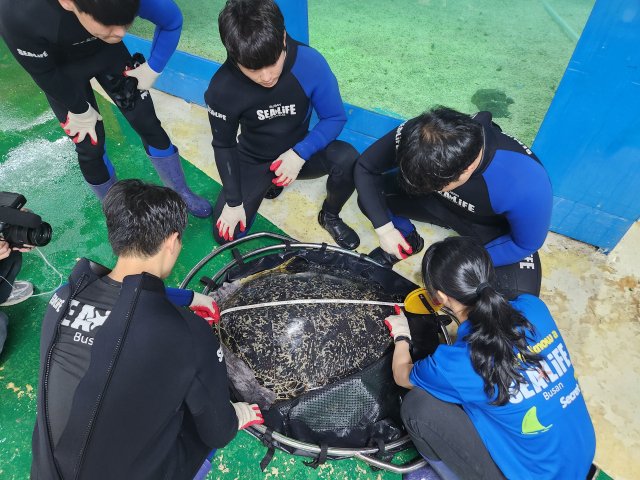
[{"xmin": 476, "ymin": 282, "xmax": 491, "ymax": 297}]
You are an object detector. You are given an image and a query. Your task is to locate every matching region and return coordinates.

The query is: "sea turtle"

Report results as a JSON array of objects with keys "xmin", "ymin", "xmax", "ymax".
[{"xmin": 216, "ymin": 257, "xmax": 404, "ymax": 402}]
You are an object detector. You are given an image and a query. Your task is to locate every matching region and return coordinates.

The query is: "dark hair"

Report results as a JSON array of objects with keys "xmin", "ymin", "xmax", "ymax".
[
  {"xmin": 397, "ymin": 106, "xmax": 484, "ymax": 195},
  {"xmin": 422, "ymin": 236, "xmax": 543, "ymax": 406},
  {"xmin": 103, "ymin": 179, "xmax": 188, "ymax": 258},
  {"xmin": 72, "ymin": 0, "xmax": 140, "ymax": 26},
  {"xmin": 218, "ymin": 0, "xmax": 286, "ymax": 70}
]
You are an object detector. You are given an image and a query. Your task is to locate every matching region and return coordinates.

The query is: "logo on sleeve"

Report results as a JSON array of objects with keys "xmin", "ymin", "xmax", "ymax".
[
  {"xmin": 207, "ymin": 105, "xmax": 227, "ymax": 121},
  {"xmin": 257, "ymin": 103, "xmax": 296, "ymax": 120},
  {"xmin": 17, "ymin": 49, "xmax": 48, "ymax": 58},
  {"xmin": 49, "ymin": 293, "xmax": 65, "ymax": 312},
  {"xmin": 217, "ymin": 346, "xmax": 224, "ymax": 362}
]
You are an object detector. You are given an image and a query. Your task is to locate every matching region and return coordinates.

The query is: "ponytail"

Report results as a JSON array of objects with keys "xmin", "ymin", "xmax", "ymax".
[{"xmin": 422, "ymin": 237, "xmax": 543, "ymax": 406}]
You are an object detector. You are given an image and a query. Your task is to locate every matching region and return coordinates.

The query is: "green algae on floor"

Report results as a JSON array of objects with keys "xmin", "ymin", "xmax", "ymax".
[
  {"xmin": 0, "ymin": 40, "xmax": 412, "ymax": 480},
  {"xmin": 129, "ymin": 0, "xmax": 595, "ymax": 146}
]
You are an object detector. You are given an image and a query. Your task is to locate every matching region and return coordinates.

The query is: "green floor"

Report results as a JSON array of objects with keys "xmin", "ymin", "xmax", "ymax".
[
  {"xmin": 0, "ymin": 38, "xmax": 614, "ymax": 479},
  {"xmin": 0, "ymin": 41, "xmax": 420, "ymax": 479},
  {"xmin": 130, "ymin": 0, "xmax": 595, "ymax": 146}
]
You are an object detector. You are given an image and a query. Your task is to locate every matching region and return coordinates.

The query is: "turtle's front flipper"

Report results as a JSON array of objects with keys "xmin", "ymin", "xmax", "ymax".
[{"xmin": 222, "ymin": 345, "xmax": 276, "ymax": 410}]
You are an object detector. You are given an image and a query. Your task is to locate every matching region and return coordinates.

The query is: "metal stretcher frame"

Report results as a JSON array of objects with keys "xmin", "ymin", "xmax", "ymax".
[{"xmin": 181, "ymin": 232, "xmax": 436, "ymax": 473}]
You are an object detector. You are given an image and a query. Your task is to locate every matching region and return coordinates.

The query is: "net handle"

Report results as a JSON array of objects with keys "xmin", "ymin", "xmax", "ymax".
[{"xmin": 244, "ymin": 426, "xmax": 427, "ymax": 473}]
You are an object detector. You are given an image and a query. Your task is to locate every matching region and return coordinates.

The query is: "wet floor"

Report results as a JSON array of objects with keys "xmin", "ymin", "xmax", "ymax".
[{"xmin": 1, "ymin": 36, "xmax": 635, "ymax": 478}]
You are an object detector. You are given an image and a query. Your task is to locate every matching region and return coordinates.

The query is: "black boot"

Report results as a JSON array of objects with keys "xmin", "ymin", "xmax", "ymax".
[
  {"xmin": 368, "ymin": 228, "xmax": 425, "ymax": 267},
  {"xmin": 318, "ymin": 210, "xmax": 360, "ymax": 250},
  {"xmin": 264, "ymin": 185, "xmax": 284, "ymax": 199}
]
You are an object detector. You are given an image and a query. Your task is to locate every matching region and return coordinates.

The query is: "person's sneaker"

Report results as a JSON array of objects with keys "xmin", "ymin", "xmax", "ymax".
[
  {"xmin": 368, "ymin": 228, "xmax": 425, "ymax": 267},
  {"xmin": 0, "ymin": 281, "xmax": 34, "ymax": 306},
  {"xmin": 318, "ymin": 210, "xmax": 360, "ymax": 250},
  {"xmin": 264, "ymin": 185, "xmax": 284, "ymax": 199}
]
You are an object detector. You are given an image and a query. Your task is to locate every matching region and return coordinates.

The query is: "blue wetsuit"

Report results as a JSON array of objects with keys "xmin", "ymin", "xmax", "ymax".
[
  {"xmin": 410, "ymin": 295, "xmax": 596, "ymax": 480},
  {"xmin": 0, "ymin": 0, "xmax": 183, "ymax": 185},
  {"xmin": 204, "ymin": 36, "xmax": 358, "ymax": 243},
  {"xmin": 354, "ymin": 112, "xmax": 553, "ymax": 267}
]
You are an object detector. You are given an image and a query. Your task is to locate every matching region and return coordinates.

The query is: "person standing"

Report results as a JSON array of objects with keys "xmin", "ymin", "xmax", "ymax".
[{"xmin": 0, "ymin": 0, "xmax": 212, "ymax": 218}]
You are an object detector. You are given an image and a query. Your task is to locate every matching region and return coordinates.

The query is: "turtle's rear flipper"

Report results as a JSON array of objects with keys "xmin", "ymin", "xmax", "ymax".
[{"xmin": 222, "ymin": 345, "xmax": 276, "ymax": 409}]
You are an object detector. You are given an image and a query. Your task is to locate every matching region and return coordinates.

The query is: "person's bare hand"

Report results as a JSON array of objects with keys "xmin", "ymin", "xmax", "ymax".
[
  {"xmin": 13, "ymin": 244, "xmax": 34, "ymax": 253},
  {"xmin": 0, "ymin": 241, "xmax": 10, "ymax": 260}
]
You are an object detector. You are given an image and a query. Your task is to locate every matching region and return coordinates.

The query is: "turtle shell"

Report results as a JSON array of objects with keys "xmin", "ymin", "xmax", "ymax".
[{"xmin": 217, "ymin": 258, "xmax": 404, "ymax": 401}]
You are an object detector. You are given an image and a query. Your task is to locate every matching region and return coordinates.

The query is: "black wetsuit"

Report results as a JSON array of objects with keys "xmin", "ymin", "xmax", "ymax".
[
  {"xmin": 204, "ymin": 36, "xmax": 358, "ymax": 244},
  {"xmin": 0, "ymin": 0, "xmax": 182, "ymax": 185},
  {"xmin": 31, "ymin": 259, "xmax": 238, "ymax": 480},
  {"xmin": 355, "ymin": 112, "xmax": 553, "ymax": 299}
]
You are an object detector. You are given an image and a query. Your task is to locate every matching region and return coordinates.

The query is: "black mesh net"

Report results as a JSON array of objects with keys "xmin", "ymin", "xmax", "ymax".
[{"xmin": 211, "ymin": 247, "xmax": 441, "ymax": 455}]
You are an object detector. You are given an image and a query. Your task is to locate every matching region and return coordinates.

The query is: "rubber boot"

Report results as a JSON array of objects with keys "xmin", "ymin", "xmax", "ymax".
[
  {"xmin": 86, "ymin": 171, "xmax": 118, "ymax": 202},
  {"xmin": 192, "ymin": 459, "xmax": 212, "ymax": 480},
  {"xmin": 402, "ymin": 463, "xmax": 441, "ymax": 480},
  {"xmin": 427, "ymin": 460, "xmax": 461, "ymax": 480},
  {"xmin": 147, "ymin": 148, "xmax": 213, "ymax": 218}
]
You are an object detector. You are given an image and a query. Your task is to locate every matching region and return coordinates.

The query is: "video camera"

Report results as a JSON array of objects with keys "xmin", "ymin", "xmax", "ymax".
[{"xmin": 0, "ymin": 192, "xmax": 52, "ymax": 248}]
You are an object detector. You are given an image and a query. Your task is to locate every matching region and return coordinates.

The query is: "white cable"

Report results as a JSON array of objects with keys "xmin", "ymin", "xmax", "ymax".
[
  {"xmin": 30, "ymin": 247, "xmax": 64, "ymax": 297},
  {"xmin": 220, "ymin": 299, "xmax": 404, "ymax": 316},
  {"xmin": 1, "ymin": 247, "xmax": 64, "ymax": 300}
]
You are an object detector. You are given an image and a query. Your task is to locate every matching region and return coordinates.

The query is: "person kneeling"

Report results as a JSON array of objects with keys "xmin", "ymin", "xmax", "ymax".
[
  {"xmin": 31, "ymin": 180, "xmax": 262, "ymax": 480},
  {"xmin": 386, "ymin": 237, "xmax": 595, "ymax": 480}
]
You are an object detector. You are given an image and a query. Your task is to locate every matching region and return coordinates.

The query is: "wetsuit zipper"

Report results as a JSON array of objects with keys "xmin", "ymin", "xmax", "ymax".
[
  {"xmin": 43, "ymin": 273, "xmax": 89, "ymax": 480},
  {"xmin": 72, "ymin": 282, "xmax": 143, "ymax": 479}
]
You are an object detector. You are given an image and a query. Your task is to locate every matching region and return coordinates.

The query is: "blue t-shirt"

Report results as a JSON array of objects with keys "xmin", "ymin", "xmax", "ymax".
[{"xmin": 410, "ymin": 295, "xmax": 595, "ymax": 480}]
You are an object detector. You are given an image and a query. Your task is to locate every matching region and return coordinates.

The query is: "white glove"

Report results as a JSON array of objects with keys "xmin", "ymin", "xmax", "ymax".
[
  {"xmin": 216, "ymin": 203, "xmax": 246, "ymax": 241},
  {"xmin": 232, "ymin": 402, "xmax": 264, "ymax": 430},
  {"xmin": 124, "ymin": 62, "xmax": 161, "ymax": 91},
  {"xmin": 375, "ymin": 222, "xmax": 412, "ymax": 260},
  {"xmin": 61, "ymin": 103, "xmax": 102, "ymax": 145},
  {"xmin": 269, "ymin": 148, "xmax": 305, "ymax": 186},
  {"xmin": 384, "ymin": 305, "xmax": 412, "ymax": 341},
  {"xmin": 189, "ymin": 292, "xmax": 220, "ymax": 324}
]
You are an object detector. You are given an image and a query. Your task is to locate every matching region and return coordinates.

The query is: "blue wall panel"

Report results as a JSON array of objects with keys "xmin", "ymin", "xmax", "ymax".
[
  {"xmin": 275, "ymin": 0, "xmax": 309, "ymax": 45},
  {"xmin": 533, "ymin": 0, "xmax": 640, "ymax": 251},
  {"xmin": 126, "ymin": 0, "xmax": 640, "ymax": 251}
]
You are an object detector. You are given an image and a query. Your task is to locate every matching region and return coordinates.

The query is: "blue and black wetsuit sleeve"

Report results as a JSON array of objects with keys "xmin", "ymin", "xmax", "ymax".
[
  {"xmin": 165, "ymin": 287, "xmax": 193, "ymax": 306},
  {"xmin": 291, "ymin": 46, "xmax": 347, "ymax": 160},
  {"xmin": 484, "ymin": 154, "xmax": 553, "ymax": 266},
  {"xmin": 137, "ymin": 0, "xmax": 183, "ymax": 73},
  {"xmin": 204, "ymin": 73, "xmax": 244, "ymax": 207},
  {"xmin": 353, "ymin": 126, "xmax": 400, "ymax": 228}
]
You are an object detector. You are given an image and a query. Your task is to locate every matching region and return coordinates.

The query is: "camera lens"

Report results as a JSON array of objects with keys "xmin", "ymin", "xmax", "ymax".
[
  {"xmin": 28, "ymin": 222, "xmax": 52, "ymax": 247},
  {"xmin": 3, "ymin": 222, "xmax": 52, "ymax": 247}
]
